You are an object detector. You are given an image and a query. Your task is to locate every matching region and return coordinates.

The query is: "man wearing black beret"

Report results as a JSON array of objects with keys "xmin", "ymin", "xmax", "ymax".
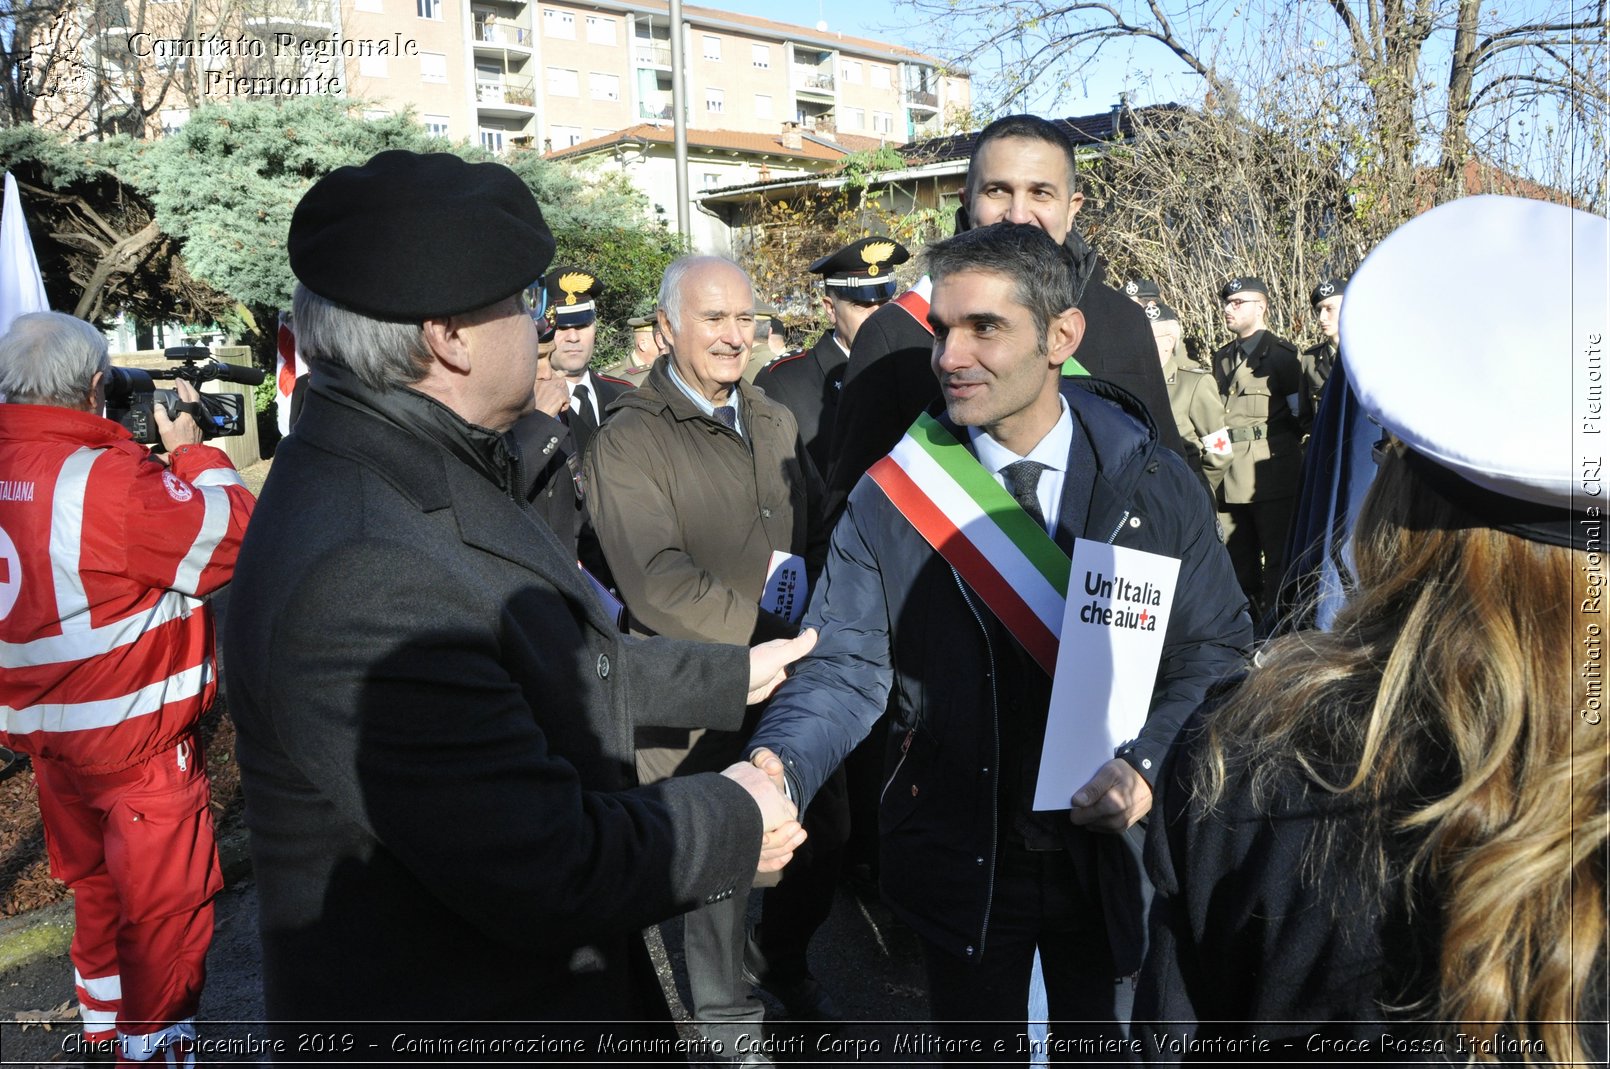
[{"xmin": 223, "ymin": 150, "xmax": 814, "ymax": 1053}]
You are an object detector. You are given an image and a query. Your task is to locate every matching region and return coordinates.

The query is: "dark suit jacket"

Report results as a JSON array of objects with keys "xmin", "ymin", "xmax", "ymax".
[
  {"xmin": 752, "ymin": 331, "xmax": 848, "ymax": 476},
  {"xmin": 223, "ymin": 371, "xmax": 761, "ymax": 1039},
  {"xmin": 568, "ymin": 370, "xmax": 634, "ymax": 459}
]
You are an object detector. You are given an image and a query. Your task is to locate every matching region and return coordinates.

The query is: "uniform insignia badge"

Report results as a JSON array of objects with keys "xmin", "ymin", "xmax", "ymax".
[
  {"xmin": 860, "ymin": 241, "xmax": 896, "ymax": 277},
  {"xmin": 1228, "ymin": 278, "xmax": 1242, "ymax": 291},
  {"xmin": 160, "ymin": 470, "xmax": 193, "ymax": 502},
  {"xmin": 558, "ymin": 272, "xmax": 595, "ymax": 305},
  {"xmin": 1319, "ymin": 281, "xmax": 1335, "ymax": 297},
  {"xmin": 1145, "ymin": 304, "xmax": 1160, "ymax": 320},
  {"xmin": 1125, "ymin": 280, "xmax": 1138, "ymax": 295}
]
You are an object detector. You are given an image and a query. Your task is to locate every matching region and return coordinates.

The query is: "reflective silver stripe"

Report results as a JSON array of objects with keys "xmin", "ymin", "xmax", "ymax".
[
  {"xmin": 49, "ymin": 448, "xmax": 102, "ymax": 635},
  {"xmin": 75, "ymin": 969, "xmax": 123, "ymax": 1001},
  {"xmin": 170, "ymin": 484, "xmax": 232, "ymax": 594},
  {"xmin": 0, "ymin": 659, "xmax": 211, "ymax": 735},
  {"xmin": 190, "ymin": 467, "xmax": 244, "ymax": 489},
  {"xmin": 0, "ymin": 590, "xmax": 199, "ymax": 669},
  {"xmin": 80, "ymin": 1006, "xmax": 118, "ymax": 1029}
]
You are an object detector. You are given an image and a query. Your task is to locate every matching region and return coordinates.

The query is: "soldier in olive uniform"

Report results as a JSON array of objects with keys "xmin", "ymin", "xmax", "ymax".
[
  {"xmin": 1300, "ymin": 276, "xmax": 1346, "ymax": 417},
  {"xmin": 1152, "ymin": 302, "xmax": 1228, "ymax": 495},
  {"xmin": 753, "ymin": 237, "xmax": 910, "ymax": 476},
  {"xmin": 744, "ymin": 305, "xmax": 788, "ymax": 384},
  {"xmin": 1210, "ymin": 276, "xmax": 1308, "ymax": 624},
  {"xmin": 601, "ymin": 314, "xmax": 664, "ymax": 384}
]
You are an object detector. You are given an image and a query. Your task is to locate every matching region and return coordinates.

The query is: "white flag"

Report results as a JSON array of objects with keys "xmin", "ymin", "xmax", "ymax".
[{"xmin": 0, "ymin": 173, "xmax": 49, "ymax": 336}]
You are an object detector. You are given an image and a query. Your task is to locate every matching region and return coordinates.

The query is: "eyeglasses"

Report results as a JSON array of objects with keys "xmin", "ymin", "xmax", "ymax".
[
  {"xmin": 521, "ymin": 281, "xmax": 548, "ymax": 324},
  {"xmin": 1223, "ymin": 298, "xmax": 1264, "ymax": 309}
]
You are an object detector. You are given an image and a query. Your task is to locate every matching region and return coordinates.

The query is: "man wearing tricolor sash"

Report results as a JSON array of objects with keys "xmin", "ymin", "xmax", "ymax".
[{"xmin": 748, "ymin": 224, "xmax": 1250, "ymax": 1060}]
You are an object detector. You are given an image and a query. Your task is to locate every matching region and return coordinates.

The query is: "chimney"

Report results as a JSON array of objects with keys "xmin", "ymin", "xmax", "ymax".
[{"xmin": 781, "ymin": 122, "xmax": 803, "ymax": 150}]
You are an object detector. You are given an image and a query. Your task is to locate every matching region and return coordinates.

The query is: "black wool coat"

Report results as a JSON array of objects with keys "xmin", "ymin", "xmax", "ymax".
[{"xmin": 223, "ymin": 371, "xmax": 762, "ymax": 1045}]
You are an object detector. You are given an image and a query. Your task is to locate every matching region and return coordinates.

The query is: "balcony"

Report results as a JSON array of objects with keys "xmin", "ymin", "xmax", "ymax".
[
  {"xmin": 793, "ymin": 70, "xmax": 835, "ymax": 99},
  {"xmin": 476, "ymin": 74, "xmax": 536, "ymax": 119},
  {"xmin": 905, "ymin": 88, "xmax": 939, "ymax": 110},
  {"xmin": 473, "ymin": 10, "xmax": 532, "ymax": 53},
  {"xmin": 245, "ymin": 0, "xmax": 335, "ymax": 33},
  {"xmin": 638, "ymin": 97, "xmax": 675, "ymax": 121},
  {"xmin": 635, "ymin": 41, "xmax": 672, "ymax": 67}
]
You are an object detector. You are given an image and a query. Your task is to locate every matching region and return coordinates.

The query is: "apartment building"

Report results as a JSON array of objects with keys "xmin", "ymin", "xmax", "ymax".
[{"xmin": 50, "ymin": 1, "xmax": 966, "ymax": 152}]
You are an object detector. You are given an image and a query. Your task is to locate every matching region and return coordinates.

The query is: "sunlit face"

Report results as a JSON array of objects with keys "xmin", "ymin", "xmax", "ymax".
[
  {"xmin": 1223, "ymin": 292, "xmax": 1267, "ymax": 338},
  {"xmin": 1316, "ymin": 294, "xmax": 1343, "ymax": 342},
  {"xmin": 1151, "ymin": 321, "xmax": 1181, "ymax": 368},
  {"xmin": 661, "ymin": 262, "xmax": 755, "ymax": 403},
  {"xmin": 468, "ymin": 294, "xmax": 541, "ymax": 431},
  {"xmin": 929, "ymin": 268, "xmax": 1063, "ymax": 439},
  {"xmin": 964, "ymin": 137, "xmax": 1085, "ymax": 243},
  {"xmin": 825, "ymin": 293, "xmax": 884, "ymax": 349},
  {"xmin": 550, "ymin": 320, "xmax": 597, "ymax": 377}
]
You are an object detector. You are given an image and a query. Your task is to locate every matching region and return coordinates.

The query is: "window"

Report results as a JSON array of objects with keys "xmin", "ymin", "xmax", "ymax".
[
  {"xmin": 549, "ymin": 124, "xmax": 583, "ymax": 148},
  {"xmin": 547, "ymin": 67, "xmax": 579, "ymax": 96},
  {"xmin": 872, "ymin": 110, "xmax": 894, "ymax": 134},
  {"xmin": 703, "ymin": 172, "xmax": 724, "ymax": 187},
  {"xmin": 480, "ymin": 128, "xmax": 504, "ymax": 153},
  {"xmin": 705, "ymin": 87, "xmax": 724, "ymax": 113},
  {"xmin": 754, "ymin": 93, "xmax": 772, "ymax": 118},
  {"xmin": 841, "ymin": 60, "xmax": 862, "ymax": 83},
  {"xmin": 424, "ymin": 114, "xmax": 450, "ymax": 137},
  {"xmin": 702, "ymin": 35, "xmax": 721, "ymax": 60},
  {"xmin": 588, "ymin": 72, "xmax": 619, "ymax": 101},
  {"xmin": 420, "ymin": 52, "xmax": 446, "ymax": 83},
  {"xmin": 416, "ymin": 0, "xmax": 439, "ymax": 18},
  {"xmin": 751, "ymin": 43, "xmax": 770, "ymax": 68},
  {"xmin": 872, "ymin": 65, "xmax": 891, "ymax": 89},
  {"xmin": 544, "ymin": 9, "xmax": 575, "ymax": 39},
  {"xmin": 841, "ymin": 106, "xmax": 864, "ymax": 130},
  {"xmin": 358, "ymin": 54, "xmax": 388, "ymax": 78},
  {"xmin": 585, "ymin": 15, "xmax": 616, "ymax": 45},
  {"xmin": 364, "ymin": 108, "xmax": 391, "ymax": 120}
]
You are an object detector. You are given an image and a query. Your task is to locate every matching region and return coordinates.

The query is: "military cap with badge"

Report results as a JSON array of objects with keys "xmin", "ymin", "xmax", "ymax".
[{"xmin": 810, "ymin": 236, "xmax": 912, "ymax": 302}]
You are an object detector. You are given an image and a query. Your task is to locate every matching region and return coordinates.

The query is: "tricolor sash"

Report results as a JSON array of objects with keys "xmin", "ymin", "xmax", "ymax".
[
  {"xmin": 867, "ymin": 412, "xmax": 1069, "ymax": 674},
  {"xmin": 889, "ymin": 274, "xmax": 1090, "ymax": 377}
]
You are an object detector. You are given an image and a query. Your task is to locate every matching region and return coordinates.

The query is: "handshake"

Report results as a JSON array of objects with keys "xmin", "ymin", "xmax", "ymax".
[{"xmin": 719, "ymin": 629, "xmax": 818, "ymax": 876}]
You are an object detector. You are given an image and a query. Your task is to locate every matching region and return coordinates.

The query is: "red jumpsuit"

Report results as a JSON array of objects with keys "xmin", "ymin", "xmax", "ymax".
[{"xmin": 0, "ymin": 404, "xmax": 254, "ymax": 1061}]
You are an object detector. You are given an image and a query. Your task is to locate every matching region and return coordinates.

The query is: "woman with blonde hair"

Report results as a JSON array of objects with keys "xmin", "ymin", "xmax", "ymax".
[{"xmin": 1138, "ymin": 196, "xmax": 1607, "ymax": 1064}]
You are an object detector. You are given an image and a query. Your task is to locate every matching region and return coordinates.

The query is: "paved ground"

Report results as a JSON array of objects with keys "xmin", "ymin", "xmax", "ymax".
[{"xmin": 0, "ymin": 870, "xmax": 945, "ymax": 1067}]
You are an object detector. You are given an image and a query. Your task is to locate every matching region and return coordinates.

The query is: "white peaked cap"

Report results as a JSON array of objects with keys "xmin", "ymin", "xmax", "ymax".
[{"xmin": 1341, "ymin": 195, "xmax": 1607, "ymax": 511}]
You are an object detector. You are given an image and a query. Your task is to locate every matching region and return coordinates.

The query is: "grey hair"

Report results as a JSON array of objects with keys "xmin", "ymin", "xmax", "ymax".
[
  {"xmin": 656, "ymin": 255, "xmax": 752, "ymax": 335},
  {"xmin": 923, "ymin": 223, "xmax": 1079, "ymax": 343},
  {"xmin": 291, "ymin": 284, "xmax": 434, "ymax": 391},
  {"xmin": 0, "ymin": 312, "xmax": 110, "ymax": 407}
]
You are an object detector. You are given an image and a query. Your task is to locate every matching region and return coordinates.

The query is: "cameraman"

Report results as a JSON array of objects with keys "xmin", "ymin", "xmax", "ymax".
[{"xmin": 0, "ymin": 312, "xmax": 254, "ymax": 1065}]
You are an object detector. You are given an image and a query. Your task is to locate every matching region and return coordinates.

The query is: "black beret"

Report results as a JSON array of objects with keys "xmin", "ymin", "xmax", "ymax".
[
  {"xmin": 1145, "ymin": 302, "xmax": 1179, "ymax": 323},
  {"xmin": 1124, "ymin": 278, "xmax": 1161, "ymax": 301},
  {"xmin": 1310, "ymin": 276, "xmax": 1348, "ymax": 305},
  {"xmin": 1220, "ymin": 276, "xmax": 1269, "ymax": 301},
  {"xmin": 289, "ymin": 150, "xmax": 556, "ymax": 320}
]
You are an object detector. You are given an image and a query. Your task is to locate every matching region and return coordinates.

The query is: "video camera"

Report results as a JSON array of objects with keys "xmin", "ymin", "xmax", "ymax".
[{"xmin": 103, "ymin": 346, "xmax": 266, "ymax": 447}]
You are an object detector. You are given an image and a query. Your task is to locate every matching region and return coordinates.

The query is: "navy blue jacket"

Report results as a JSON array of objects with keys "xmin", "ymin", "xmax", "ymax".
[{"xmin": 749, "ymin": 376, "xmax": 1251, "ymax": 971}]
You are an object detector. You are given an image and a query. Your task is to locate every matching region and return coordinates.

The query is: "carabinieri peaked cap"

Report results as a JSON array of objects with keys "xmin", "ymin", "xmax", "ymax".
[
  {"xmin": 809, "ymin": 237, "xmax": 911, "ymax": 303},
  {"xmin": 1341, "ymin": 194, "xmax": 1607, "ymax": 545},
  {"xmin": 543, "ymin": 267, "xmax": 602, "ymax": 329},
  {"xmin": 289, "ymin": 150, "xmax": 555, "ymax": 320}
]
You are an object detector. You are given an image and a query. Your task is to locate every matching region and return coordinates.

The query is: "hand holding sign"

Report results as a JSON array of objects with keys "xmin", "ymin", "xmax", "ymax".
[{"xmin": 1067, "ymin": 758, "xmax": 1153, "ymax": 832}]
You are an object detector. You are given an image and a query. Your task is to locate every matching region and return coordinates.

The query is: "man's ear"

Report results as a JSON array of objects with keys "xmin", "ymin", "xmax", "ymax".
[
  {"xmin": 1048, "ymin": 307, "xmax": 1086, "ymax": 367},
  {"xmin": 421, "ymin": 315, "xmax": 473, "ymax": 375},
  {"xmin": 1068, "ymin": 191, "xmax": 1086, "ymax": 218}
]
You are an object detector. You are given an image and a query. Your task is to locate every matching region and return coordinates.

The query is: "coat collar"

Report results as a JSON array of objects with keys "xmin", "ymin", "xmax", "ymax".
[{"xmin": 612, "ymin": 354, "xmax": 782, "ymax": 434}]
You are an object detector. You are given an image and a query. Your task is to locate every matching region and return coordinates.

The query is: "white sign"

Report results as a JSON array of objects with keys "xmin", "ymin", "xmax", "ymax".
[
  {"xmin": 580, "ymin": 562, "xmax": 624, "ymax": 632},
  {"xmin": 1033, "ymin": 540, "xmax": 1180, "ymax": 810},
  {"xmin": 761, "ymin": 550, "xmax": 807, "ymax": 625}
]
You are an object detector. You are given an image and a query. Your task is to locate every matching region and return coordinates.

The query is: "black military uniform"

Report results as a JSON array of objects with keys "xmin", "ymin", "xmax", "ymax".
[
  {"xmin": 543, "ymin": 268, "xmax": 633, "ymax": 459},
  {"xmin": 1299, "ymin": 277, "xmax": 1347, "ymax": 418},
  {"xmin": 754, "ymin": 237, "xmax": 910, "ymax": 477}
]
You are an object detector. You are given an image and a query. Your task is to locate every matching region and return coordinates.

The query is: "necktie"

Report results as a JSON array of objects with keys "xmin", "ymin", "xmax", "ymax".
[
  {"xmin": 570, "ymin": 383, "xmax": 594, "ymax": 429},
  {"xmin": 1003, "ymin": 459, "xmax": 1047, "ymax": 531},
  {"xmin": 712, "ymin": 405, "xmax": 737, "ymax": 430}
]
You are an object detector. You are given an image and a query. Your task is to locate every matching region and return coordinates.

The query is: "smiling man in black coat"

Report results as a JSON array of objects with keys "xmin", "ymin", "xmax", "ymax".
[{"xmin": 223, "ymin": 151, "xmax": 809, "ymax": 1059}]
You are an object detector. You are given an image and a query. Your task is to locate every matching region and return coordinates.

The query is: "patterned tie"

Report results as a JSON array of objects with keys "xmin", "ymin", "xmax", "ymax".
[
  {"xmin": 712, "ymin": 405, "xmax": 737, "ymax": 430},
  {"xmin": 1003, "ymin": 459, "xmax": 1047, "ymax": 531}
]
